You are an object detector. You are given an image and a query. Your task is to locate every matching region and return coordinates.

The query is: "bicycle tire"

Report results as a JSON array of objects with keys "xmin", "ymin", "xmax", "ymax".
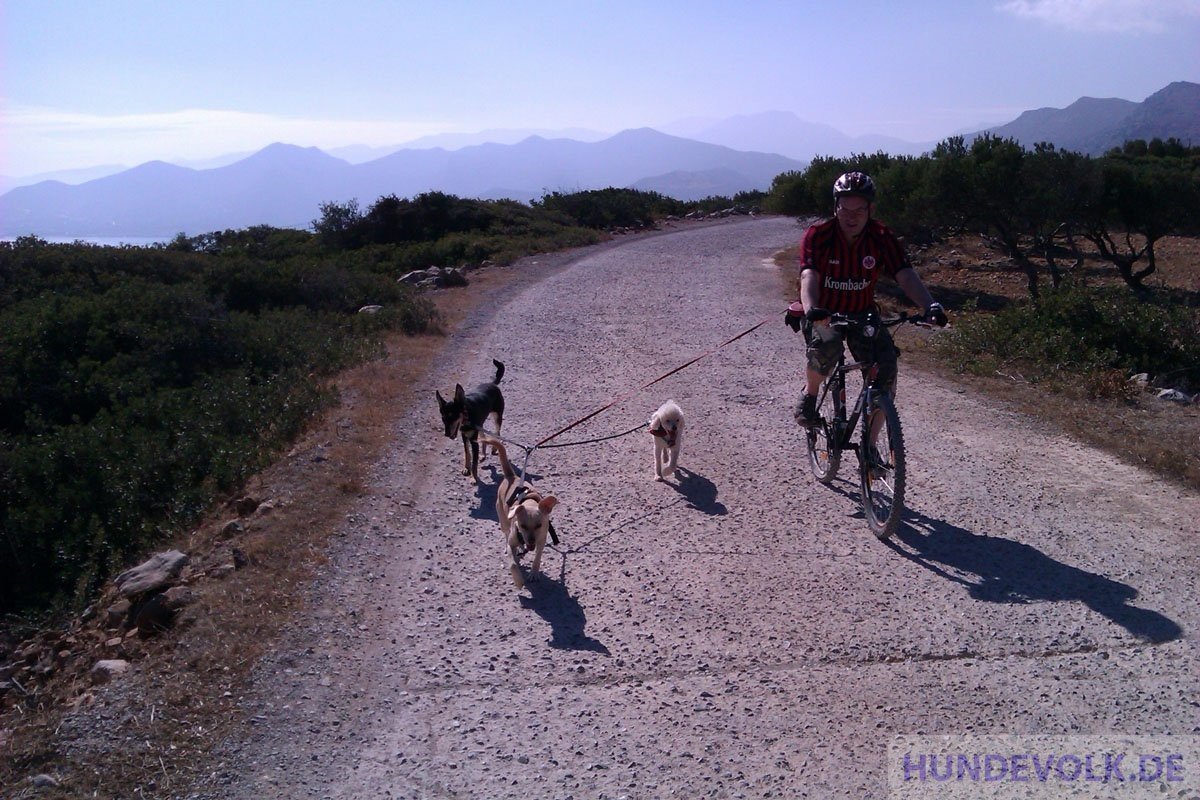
[
  {"xmin": 805, "ymin": 387, "xmax": 841, "ymax": 484},
  {"xmin": 860, "ymin": 392, "xmax": 906, "ymax": 539}
]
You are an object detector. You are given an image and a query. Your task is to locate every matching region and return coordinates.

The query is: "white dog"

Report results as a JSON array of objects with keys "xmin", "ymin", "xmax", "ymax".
[{"xmin": 648, "ymin": 400, "xmax": 684, "ymax": 480}]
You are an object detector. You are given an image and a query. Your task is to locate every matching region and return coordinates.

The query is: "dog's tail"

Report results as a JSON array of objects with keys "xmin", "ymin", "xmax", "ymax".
[
  {"xmin": 492, "ymin": 359, "xmax": 505, "ymax": 384},
  {"xmin": 480, "ymin": 434, "xmax": 516, "ymax": 483}
]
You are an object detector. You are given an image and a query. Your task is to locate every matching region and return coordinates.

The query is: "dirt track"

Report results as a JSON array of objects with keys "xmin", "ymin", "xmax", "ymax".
[{"xmin": 186, "ymin": 216, "xmax": 1199, "ymax": 799}]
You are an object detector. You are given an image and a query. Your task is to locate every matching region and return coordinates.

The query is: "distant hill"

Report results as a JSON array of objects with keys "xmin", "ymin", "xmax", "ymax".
[
  {"xmin": 659, "ymin": 110, "xmax": 933, "ymax": 161},
  {"xmin": 630, "ymin": 167, "xmax": 764, "ymax": 201},
  {"xmin": 326, "ymin": 127, "xmax": 611, "ymax": 163},
  {"xmin": 0, "ymin": 130, "xmax": 803, "ymax": 238},
  {"xmin": 1101, "ymin": 81, "xmax": 1200, "ymax": 151},
  {"xmin": 971, "ymin": 81, "xmax": 1200, "ymax": 154},
  {"xmin": 1, "ymin": 164, "xmax": 129, "ymax": 194}
]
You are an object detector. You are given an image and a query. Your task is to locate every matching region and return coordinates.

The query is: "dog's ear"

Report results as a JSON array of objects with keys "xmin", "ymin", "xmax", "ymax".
[
  {"xmin": 507, "ymin": 505, "xmax": 521, "ymax": 522},
  {"xmin": 454, "ymin": 384, "xmax": 466, "ymax": 403},
  {"xmin": 538, "ymin": 495, "xmax": 558, "ymax": 515},
  {"xmin": 436, "ymin": 390, "xmax": 447, "ymax": 409}
]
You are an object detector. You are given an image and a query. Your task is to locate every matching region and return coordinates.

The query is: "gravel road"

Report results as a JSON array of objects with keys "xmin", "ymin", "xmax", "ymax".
[{"xmin": 186, "ymin": 216, "xmax": 1200, "ymax": 799}]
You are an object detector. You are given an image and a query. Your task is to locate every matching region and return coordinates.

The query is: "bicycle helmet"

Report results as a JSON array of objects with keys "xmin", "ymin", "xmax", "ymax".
[{"xmin": 832, "ymin": 171, "xmax": 876, "ymax": 201}]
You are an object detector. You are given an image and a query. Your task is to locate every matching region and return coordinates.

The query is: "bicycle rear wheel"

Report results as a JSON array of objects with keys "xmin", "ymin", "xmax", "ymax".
[
  {"xmin": 860, "ymin": 393, "xmax": 906, "ymax": 539},
  {"xmin": 805, "ymin": 388, "xmax": 841, "ymax": 484}
]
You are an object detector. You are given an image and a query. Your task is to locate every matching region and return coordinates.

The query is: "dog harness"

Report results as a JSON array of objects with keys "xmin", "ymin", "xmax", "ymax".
[
  {"xmin": 506, "ymin": 485, "xmax": 559, "ymax": 546},
  {"xmin": 650, "ymin": 425, "xmax": 677, "ymax": 447}
]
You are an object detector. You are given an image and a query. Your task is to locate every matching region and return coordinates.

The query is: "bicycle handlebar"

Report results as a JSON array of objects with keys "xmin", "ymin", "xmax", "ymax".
[{"xmin": 827, "ymin": 310, "xmax": 929, "ymax": 332}]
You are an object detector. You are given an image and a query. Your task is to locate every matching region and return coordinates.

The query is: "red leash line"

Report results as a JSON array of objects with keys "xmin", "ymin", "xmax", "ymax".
[{"xmin": 533, "ymin": 311, "xmax": 780, "ymax": 449}]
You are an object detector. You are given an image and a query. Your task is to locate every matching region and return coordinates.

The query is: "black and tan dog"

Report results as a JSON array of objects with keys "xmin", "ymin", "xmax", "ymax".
[
  {"xmin": 481, "ymin": 434, "xmax": 558, "ymax": 589},
  {"xmin": 436, "ymin": 359, "xmax": 505, "ymax": 485}
]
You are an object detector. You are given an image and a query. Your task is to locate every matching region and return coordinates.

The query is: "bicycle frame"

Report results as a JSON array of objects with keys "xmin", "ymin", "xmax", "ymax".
[
  {"xmin": 814, "ymin": 326, "xmax": 887, "ymax": 456},
  {"xmin": 803, "ymin": 311, "xmax": 919, "ymax": 538}
]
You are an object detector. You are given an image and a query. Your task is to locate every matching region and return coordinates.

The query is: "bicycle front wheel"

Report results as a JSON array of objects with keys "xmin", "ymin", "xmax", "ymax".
[
  {"xmin": 860, "ymin": 392, "xmax": 906, "ymax": 539},
  {"xmin": 805, "ymin": 389, "xmax": 841, "ymax": 484}
]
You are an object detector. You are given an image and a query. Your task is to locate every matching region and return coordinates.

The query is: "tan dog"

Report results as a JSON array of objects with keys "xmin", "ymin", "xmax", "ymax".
[
  {"xmin": 649, "ymin": 399, "xmax": 684, "ymax": 480},
  {"xmin": 481, "ymin": 435, "xmax": 558, "ymax": 589}
]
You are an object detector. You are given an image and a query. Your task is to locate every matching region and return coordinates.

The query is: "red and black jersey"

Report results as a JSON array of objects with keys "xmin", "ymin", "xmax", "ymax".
[{"xmin": 799, "ymin": 217, "xmax": 913, "ymax": 313}]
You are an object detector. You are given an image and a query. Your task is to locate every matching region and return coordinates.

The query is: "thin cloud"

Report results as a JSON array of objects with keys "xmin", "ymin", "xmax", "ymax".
[
  {"xmin": 997, "ymin": 0, "xmax": 1200, "ymax": 32},
  {"xmin": 4, "ymin": 106, "xmax": 456, "ymax": 176}
]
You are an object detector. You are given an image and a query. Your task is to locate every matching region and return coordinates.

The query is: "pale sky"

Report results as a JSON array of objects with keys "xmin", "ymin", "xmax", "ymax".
[{"xmin": 3, "ymin": 0, "xmax": 1199, "ymax": 177}]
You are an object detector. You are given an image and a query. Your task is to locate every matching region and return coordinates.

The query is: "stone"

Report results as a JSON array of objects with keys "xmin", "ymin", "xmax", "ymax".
[
  {"xmin": 130, "ymin": 593, "xmax": 175, "ymax": 635},
  {"xmin": 357, "ymin": 304, "xmax": 383, "ymax": 314},
  {"xmin": 106, "ymin": 599, "xmax": 131, "ymax": 628},
  {"xmin": 90, "ymin": 659, "xmax": 129, "ymax": 684},
  {"xmin": 114, "ymin": 550, "xmax": 189, "ymax": 598},
  {"xmin": 1157, "ymin": 389, "xmax": 1190, "ymax": 403},
  {"xmin": 234, "ymin": 496, "xmax": 260, "ymax": 516},
  {"xmin": 221, "ymin": 519, "xmax": 245, "ymax": 538},
  {"xmin": 162, "ymin": 586, "xmax": 195, "ymax": 610}
]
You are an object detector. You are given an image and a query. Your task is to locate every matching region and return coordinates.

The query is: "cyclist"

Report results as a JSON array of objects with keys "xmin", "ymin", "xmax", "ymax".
[{"xmin": 786, "ymin": 171, "xmax": 948, "ymax": 427}]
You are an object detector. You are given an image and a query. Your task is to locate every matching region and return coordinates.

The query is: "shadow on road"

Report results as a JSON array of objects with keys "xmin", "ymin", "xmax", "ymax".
[
  {"xmin": 469, "ymin": 463, "xmax": 545, "ymax": 522},
  {"xmin": 670, "ymin": 466, "xmax": 727, "ymax": 515},
  {"xmin": 520, "ymin": 562, "xmax": 610, "ymax": 654},
  {"xmin": 890, "ymin": 507, "xmax": 1183, "ymax": 644}
]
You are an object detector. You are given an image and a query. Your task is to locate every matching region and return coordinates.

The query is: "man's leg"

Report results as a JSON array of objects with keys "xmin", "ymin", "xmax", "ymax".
[
  {"xmin": 849, "ymin": 328, "xmax": 898, "ymax": 453},
  {"xmin": 796, "ymin": 324, "xmax": 841, "ymax": 426}
]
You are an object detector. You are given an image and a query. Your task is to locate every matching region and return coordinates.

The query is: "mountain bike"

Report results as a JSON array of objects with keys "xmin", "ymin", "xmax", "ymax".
[{"xmin": 804, "ymin": 311, "xmax": 924, "ymax": 539}]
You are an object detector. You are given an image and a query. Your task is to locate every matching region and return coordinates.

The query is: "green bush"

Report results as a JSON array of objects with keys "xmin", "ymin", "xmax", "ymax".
[
  {"xmin": 935, "ymin": 282, "xmax": 1200, "ymax": 391},
  {"xmin": 534, "ymin": 188, "xmax": 687, "ymax": 229},
  {"xmin": 0, "ymin": 234, "xmax": 439, "ymax": 616},
  {"xmin": 0, "ymin": 192, "xmax": 634, "ymax": 616}
]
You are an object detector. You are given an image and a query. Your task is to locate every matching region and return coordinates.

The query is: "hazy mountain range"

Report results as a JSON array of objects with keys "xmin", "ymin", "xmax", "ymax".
[
  {"xmin": 0, "ymin": 129, "xmax": 805, "ymax": 237},
  {"xmin": 1, "ymin": 80, "xmax": 1195, "ymax": 239},
  {"xmin": 974, "ymin": 81, "xmax": 1199, "ymax": 154}
]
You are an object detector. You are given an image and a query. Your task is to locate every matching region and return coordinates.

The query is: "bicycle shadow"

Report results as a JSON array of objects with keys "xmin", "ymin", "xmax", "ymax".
[
  {"xmin": 888, "ymin": 506, "xmax": 1182, "ymax": 644},
  {"xmin": 519, "ymin": 558, "xmax": 610, "ymax": 654},
  {"xmin": 669, "ymin": 465, "xmax": 728, "ymax": 516}
]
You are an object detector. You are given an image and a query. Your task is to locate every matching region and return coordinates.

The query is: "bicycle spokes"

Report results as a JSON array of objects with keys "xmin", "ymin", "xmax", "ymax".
[{"xmin": 861, "ymin": 397, "xmax": 906, "ymax": 540}]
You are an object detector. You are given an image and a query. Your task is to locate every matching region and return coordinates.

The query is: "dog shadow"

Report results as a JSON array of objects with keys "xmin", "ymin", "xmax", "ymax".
[
  {"xmin": 889, "ymin": 506, "xmax": 1182, "ymax": 644},
  {"xmin": 670, "ymin": 466, "xmax": 727, "ymax": 516},
  {"xmin": 519, "ymin": 562, "xmax": 610, "ymax": 654}
]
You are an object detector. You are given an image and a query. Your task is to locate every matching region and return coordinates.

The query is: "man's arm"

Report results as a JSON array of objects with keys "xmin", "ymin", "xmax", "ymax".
[
  {"xmin": 895, "ymin": 267, "xmax": 935, "ymax": 311},
  {"xmin": 800, "ymin": 268, "xmax": 822, "ymax": 314}
]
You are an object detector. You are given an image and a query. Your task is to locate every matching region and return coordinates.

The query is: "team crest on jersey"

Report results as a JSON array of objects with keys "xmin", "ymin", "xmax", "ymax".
[{"xmin": 862, "ymin": 255, "xmax": 877, "ymax": 270}]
